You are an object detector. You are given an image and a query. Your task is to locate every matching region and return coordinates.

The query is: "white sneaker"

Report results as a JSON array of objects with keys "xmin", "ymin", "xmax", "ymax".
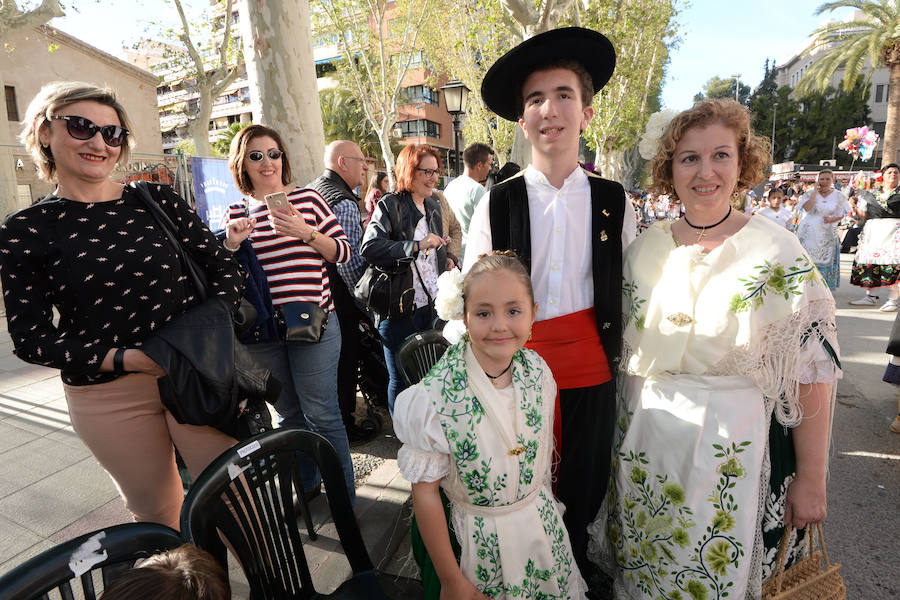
[
  {"xmin": 880, "ymin": 298, "xmax": 899, "ymax": 312},
  {"xmin": 849, "ymin": 294, "xmax": 878, "ymax": 306}
]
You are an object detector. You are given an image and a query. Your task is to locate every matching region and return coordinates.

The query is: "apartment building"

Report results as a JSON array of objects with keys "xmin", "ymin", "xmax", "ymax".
[{"xmin": 774, "ymin": 11, "xmax": 897, "ymax": 165}]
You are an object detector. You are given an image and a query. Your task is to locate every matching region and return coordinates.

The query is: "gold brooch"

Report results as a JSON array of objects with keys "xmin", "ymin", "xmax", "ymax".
[
  {"xmin": 666, "ymin": 312, "xmax": 694, "ymax": 327},
  {"xmin": 509, "ymin": 446, "xmax": 527, "ymax": 456}
]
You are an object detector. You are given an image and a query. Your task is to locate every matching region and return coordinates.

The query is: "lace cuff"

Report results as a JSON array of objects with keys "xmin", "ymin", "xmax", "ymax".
[{"xmin": 397, "ymin": 445, "xmax": 449, "ymax": 483}]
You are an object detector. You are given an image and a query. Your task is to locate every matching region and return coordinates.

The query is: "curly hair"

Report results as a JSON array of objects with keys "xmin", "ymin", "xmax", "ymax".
[
  {"xmin": 394, "ymin": 144, "xmax": 442, "ymax": 193},
  {"xmin": 463, "ymin": 250, "xmax": 534, "ymax": 311},
  {"xmin": 20, "ymin": 81, "xmax": 134, "ymax": 182},
  {"xmin": 649, "ymin": 99, "xmax": 770, "ymax": 196}
]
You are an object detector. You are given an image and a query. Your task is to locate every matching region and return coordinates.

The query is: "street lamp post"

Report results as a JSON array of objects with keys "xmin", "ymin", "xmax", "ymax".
[
  {"xmin": 732, "ymin": 73, "xmax": 742, "ymax": 102},
  {"xmin": 440, "ymin": 79, "xmax": 470, "ymax": 177},
  {"xmin": 771, "ymin": 102, "xmax": 778, "ymax": 159}
]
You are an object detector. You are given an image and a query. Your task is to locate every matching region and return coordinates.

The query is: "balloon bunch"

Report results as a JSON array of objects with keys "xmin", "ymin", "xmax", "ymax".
[{"xmin": 838, "ymin": 126, "xmax": 879, "ymax": 162}]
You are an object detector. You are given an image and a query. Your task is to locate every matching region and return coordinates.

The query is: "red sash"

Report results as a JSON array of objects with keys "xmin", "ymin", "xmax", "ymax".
[{"xmin": 526, "ymin": 308, "xmax": 611, "ymax": 473}]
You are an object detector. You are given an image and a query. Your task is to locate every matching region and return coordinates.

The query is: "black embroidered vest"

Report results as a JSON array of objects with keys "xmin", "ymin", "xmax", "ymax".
[{"xmin": 488, "ymin": 170, "xmax": 624, "ymax": 373}]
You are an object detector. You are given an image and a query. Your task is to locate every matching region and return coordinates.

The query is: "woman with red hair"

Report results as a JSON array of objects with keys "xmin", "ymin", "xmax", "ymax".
[{"xmin": 361, "ymin": 144, "xmax": 449, "ymax": 412}]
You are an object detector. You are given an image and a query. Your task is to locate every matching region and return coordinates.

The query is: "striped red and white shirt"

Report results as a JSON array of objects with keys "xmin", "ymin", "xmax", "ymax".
[{"xmin": 223, "ymin": 187, "xmax": 350, "ymax": 311}]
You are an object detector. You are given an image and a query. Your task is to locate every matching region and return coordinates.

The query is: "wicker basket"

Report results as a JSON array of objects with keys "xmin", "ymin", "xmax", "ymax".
[{"xmin": 762, "ymin": 523, "xmax": 846, "ymax": 600}]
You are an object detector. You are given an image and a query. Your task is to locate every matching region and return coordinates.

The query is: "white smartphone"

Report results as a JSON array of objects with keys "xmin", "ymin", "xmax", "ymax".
[{"xmin": 264, "ymin": 191, "xmax": 291, "ymax": 214}]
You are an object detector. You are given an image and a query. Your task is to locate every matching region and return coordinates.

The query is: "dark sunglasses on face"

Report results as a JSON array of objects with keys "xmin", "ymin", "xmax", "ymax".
[
  {"xmin": 247, "ymin": 149, "xmax": 284, "ymax": 162},
  {"xmin": 49, "ymin": 115, "xmax": 129, "ymax": 147}
]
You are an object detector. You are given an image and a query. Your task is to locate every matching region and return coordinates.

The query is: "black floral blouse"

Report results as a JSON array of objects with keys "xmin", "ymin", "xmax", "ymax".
[{"xmin": 0, "ymin": 184, "xmax": 244, "ymax": 385}]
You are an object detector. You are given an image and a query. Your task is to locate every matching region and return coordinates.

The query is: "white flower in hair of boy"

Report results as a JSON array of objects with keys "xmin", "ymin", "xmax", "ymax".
[{"xmin": 435, "ymin": 268, "xmax": 465, "ymax": 321}]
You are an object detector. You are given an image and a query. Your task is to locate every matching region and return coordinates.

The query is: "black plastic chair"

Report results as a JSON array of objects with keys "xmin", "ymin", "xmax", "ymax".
[
  {"xmin": 397, "ymin": 329, "xmax": 449, "ymax": 386},
  {"xmin": 180, "ymin": 428, "xmax": 392, "ymax": 599},
  {"xmin": 0, "ymin": 522, "xmax": 183, "ymax": 600}
]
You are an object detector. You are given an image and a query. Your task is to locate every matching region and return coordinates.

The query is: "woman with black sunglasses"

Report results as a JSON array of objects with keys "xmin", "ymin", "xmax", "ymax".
[
  {"xmin": 222, "ymin": 124, "xmax": 357, "ymax": 500},
  {"xmin": 0, "ymin": 82, "xmax": 244, "ymax": 530}
]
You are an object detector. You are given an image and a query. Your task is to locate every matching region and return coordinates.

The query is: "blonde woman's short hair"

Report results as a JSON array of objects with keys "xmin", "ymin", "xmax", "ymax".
[{"xmin": 20, "ymin": 81, "xmax": 134, "ymax": 182}]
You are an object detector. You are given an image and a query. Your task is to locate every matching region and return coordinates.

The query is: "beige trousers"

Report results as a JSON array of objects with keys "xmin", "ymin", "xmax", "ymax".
[{"xmin": 64, "ymin": 373, "xmax": 236, "ymax": 530}]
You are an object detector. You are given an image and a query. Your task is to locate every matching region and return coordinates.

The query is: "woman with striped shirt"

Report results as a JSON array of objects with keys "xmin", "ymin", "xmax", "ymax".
[{"xmin": 223, "ymin": 124, "xmax": 355, "ymax": 499}]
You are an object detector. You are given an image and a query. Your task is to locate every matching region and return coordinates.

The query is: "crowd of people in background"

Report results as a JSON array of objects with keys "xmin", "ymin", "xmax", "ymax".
[{"xmin": 3, "ymin": 25, "xmax": 899, "ymax": 594}]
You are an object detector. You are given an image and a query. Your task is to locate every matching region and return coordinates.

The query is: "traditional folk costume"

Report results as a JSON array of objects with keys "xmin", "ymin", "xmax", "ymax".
[
  {"xmin": 589, "ymin": 217, "xmax": 841, "ymax": 600},
  {"xmin": 465, "ymin": 166, "xmax": 634, "ymax": 577},
  {"xmin": 473, "ymin": 28, "xmax": 635, "ymax": 579},
  {"xmin": 394, "ymin": 341, "xmax": 587, "ymax": 599},
  {"xmin": 796, "ymin": 188, "xmax": 850, "ymax": 289},
  {"xmin": 850, "ymin": 183, "xmax": 900, "ymax": 288}
]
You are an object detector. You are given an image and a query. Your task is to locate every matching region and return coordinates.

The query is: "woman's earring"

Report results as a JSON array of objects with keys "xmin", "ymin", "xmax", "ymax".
[
  {"xmin": 527, "ymin": 327, "xmax": 533, "ymax": 342},
  {"xmin": 462, "ymin": 330, "xmax": 470, "ymax": 343}
]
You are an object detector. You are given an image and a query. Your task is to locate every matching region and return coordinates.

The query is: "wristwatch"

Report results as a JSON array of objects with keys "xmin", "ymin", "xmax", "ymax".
[{"xmin": 308, "ymin": 229, "xmax": 319, "ymax": 242}]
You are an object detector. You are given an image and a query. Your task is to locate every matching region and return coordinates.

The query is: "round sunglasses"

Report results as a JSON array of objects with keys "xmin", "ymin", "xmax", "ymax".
[
  {"xmin": 49, "ymin": 115, "xmax": 129, "ymax": 147},
  {"xmin": 247, "ymin": 149, "xmax": 284, "ymax": 162}
]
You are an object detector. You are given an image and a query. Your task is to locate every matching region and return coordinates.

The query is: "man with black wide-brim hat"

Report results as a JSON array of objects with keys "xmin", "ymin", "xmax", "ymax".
[{"xmin": 464, "ymin": 26, "xmax": 636, "ymax": 586}]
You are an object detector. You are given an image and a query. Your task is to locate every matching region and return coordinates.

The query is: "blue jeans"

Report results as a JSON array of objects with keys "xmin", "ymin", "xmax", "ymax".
[
  {"xmin": 246, "ymin": 312, "xmax": 355, "ymax": 502},
  {"xmin": 379, "ymin": 305, "xmax": 434, "ymax": 414}
]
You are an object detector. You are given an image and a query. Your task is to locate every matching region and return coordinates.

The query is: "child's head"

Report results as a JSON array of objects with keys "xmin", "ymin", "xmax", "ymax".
[
  {"xmin": 767, "ymin": 187, "xmax": 784, "ymax": 208},
  {"xmin": 99, "ymin": 544, "xmax": 229, "ymax": 600},
  {"xmin": 462, "ymin": 251, "xmax": 536, "ymax": 356}
]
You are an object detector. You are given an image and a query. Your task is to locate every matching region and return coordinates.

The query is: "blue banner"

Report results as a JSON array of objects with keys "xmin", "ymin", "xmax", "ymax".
[{"xmin": 191, "ymin": 157, "xmax": 244, "ymax": 230}]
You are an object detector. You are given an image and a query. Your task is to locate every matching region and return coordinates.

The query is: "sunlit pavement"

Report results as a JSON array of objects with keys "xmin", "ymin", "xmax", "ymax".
[
  {"xmin": 0, "ymin": 313, "xmax": 418, "ymax": 597},
  {"xmin": 822, "ymin": 253, "xmax": 899, "ymax": 599},
  {"xmin": 0, "ymin": 252, "xmax": 896, "ymax": 597}
]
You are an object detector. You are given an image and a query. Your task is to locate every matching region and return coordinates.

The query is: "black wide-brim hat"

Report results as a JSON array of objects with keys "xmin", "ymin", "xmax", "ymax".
[{"xmin": 481, "ymin": 27, "xmax": 616, "ymax": 122}]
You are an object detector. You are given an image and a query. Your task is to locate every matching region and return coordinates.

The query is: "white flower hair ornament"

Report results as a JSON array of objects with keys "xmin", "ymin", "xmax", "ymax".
[
  {"xmin": 638, "ymin": 108, "xmax": 679, "ymax": 161},
  {"xmin": 435, "ymin": 268, "xmax": 465, "ymax": 321}
]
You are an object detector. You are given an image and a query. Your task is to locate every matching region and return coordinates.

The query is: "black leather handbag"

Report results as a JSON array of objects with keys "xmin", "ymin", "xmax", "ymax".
[
  {"xmin": 353, "ymin": 194, "xmax": 417, "ymax": 319},
  {"xmin": 281, "ymin": 301, "xmax": 328, "ymax": 343},
  {"xmin": 354, "ymin": 262, "xmax": 415, "ymax": 319}
]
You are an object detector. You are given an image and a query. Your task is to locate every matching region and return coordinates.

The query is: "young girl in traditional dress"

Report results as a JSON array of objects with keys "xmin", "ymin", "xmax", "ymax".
[{"xmin": 393, "ymin": 251, "xmax": 587, "ymax": 600}]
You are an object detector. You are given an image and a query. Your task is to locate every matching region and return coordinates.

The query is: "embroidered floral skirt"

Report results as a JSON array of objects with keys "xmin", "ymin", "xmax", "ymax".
[{"xmin": 592, "ymin": 374, "xmax": 806, "ymax": 600}]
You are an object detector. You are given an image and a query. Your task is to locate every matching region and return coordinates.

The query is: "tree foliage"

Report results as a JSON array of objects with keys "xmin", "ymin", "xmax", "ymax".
[
  {"xmin": 791, "ymin": 76, "xmax": 871, "ymax": 164},
  {"xmin": 576, "ymin": 0, "xmax": 680, "ymax": 184},
  {"xmin": 312, "ymin": 0, "xmax": 435, "ymax": 186},
  {"xmin": 694, "ymin": 75, "xmax": 752, "ymax": 104},
  {"xmin": 212, "ymin": 121, "xmax": 249, "ymax": 157},
  {"xmin": 319, "ymin": 87, "xmax": 404, "ymax": 160},
  {"xmin": 418, "ymin": 0, "xmax": 520, "ymax": 163},
  {"xmin": 796, "ymin": 0, "xmax": 900, "ymax": 166},
  {"xmin": 749, "ymin": 60, "xmax": 870, "ymax": 165},
  {"xmin": 0, "ymin": 0, "xmax": 63, "ymax": 39},
  {"xmin": 419, "ymin": 0, "xmax": 678, "ymax": 179},
  {"xmin": 168, "ymin": 0, "xmax": 239, "ymax": 158}
]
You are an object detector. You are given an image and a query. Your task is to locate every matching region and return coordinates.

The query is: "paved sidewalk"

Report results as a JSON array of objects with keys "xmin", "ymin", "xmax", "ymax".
[{"xmin": 0, "ymin": 318, "xmax": 419, "ymax": 596}]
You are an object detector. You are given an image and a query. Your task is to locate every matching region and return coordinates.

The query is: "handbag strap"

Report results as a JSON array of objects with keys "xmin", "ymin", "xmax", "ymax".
[
  {"xmin": 770, "ymin": 523, "xmax": 832, "ymax": 594},
  {"xmin": 129, "ymin": 181, "xmax": 208, "ymax": 301}
]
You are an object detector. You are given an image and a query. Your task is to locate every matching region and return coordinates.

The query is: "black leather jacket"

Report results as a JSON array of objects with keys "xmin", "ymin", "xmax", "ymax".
[
  {"xmin": 142, "ymin": 298, "xmax": 280, "ymax": 437},
  {"xmin": 360, "ymin": 191, "xmax": 447, "ymax": 273}
]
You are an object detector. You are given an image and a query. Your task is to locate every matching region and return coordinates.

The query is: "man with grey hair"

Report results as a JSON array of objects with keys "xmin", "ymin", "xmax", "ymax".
[{"xmin": 309, "ymin": 141, "xmax": 375, "ymax": 442}]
